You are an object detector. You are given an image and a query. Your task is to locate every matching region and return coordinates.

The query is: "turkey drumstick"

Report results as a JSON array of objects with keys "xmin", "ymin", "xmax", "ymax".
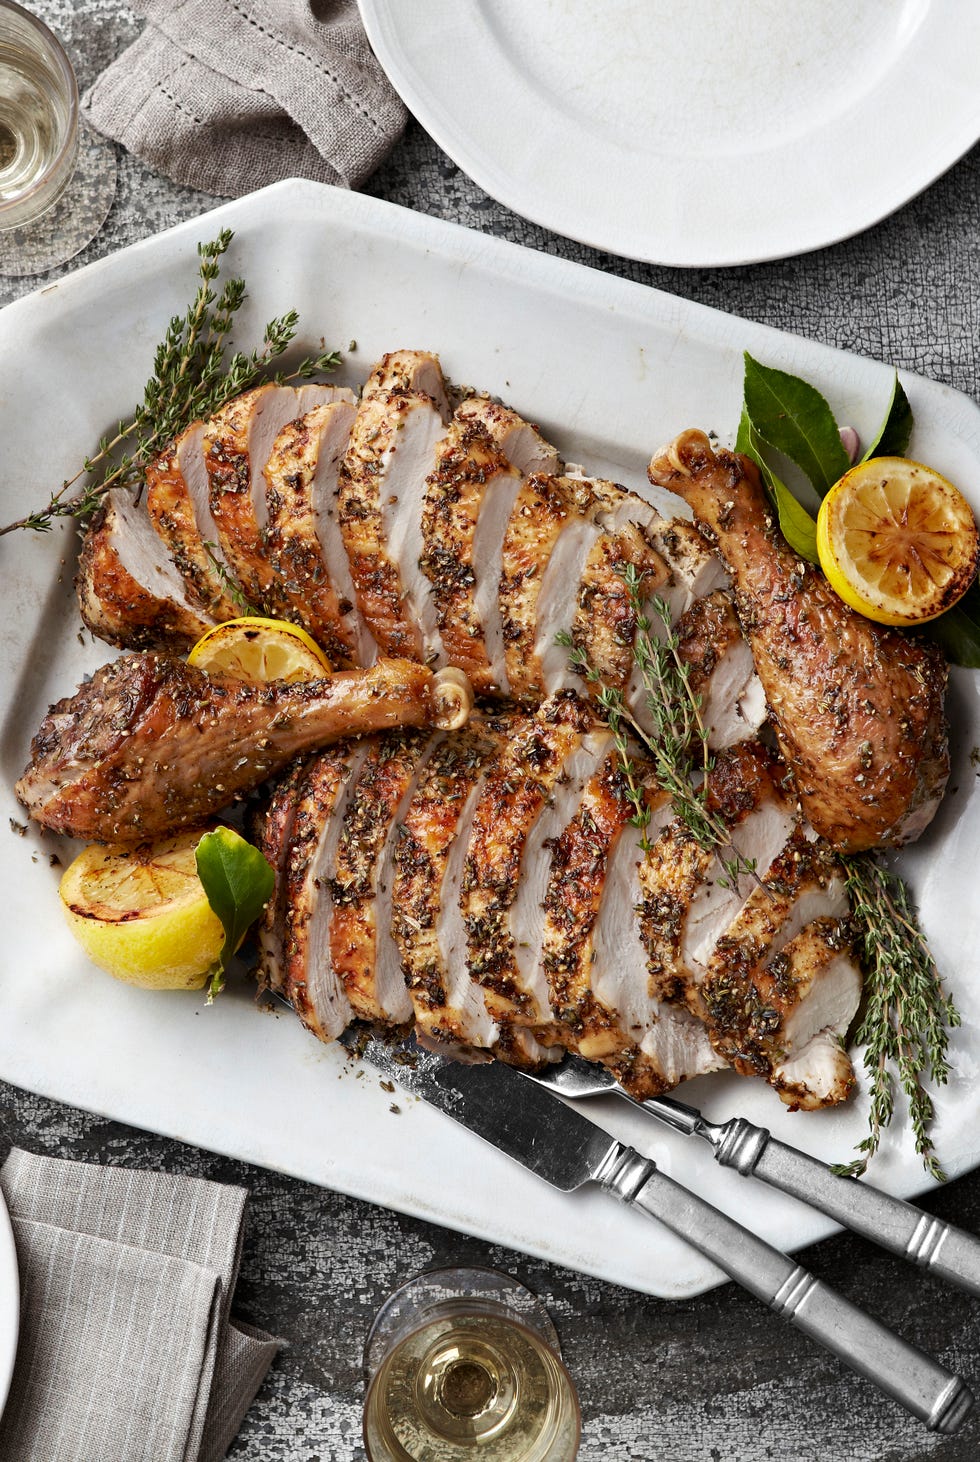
[
  {"xmin": 649, "ymin": 430, "xmax": 949, "ymax": 852},
  {"xmin": 17, "ymin": 653, "xmax": 472, "ymax": 846}
]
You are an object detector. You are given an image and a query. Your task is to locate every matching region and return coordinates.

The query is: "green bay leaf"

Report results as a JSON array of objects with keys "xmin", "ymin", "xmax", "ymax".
[
  {"xmin": 861, "ymin": 372, "xmax": 913, "ymax": 460},
  {"xmin": 195, "ymin": 826, "xmax": 275, "ymax": 1000},
  {"xmin": 923, "ymin": 581, "xmax": 980, "ymax": 668},
  {"xmin": 743, "ymin": 352, "xmax": 851, "ymax": 497},
  {"xmin": 736, "ymin": 405, "xmax": 819, "ymax": 563}
]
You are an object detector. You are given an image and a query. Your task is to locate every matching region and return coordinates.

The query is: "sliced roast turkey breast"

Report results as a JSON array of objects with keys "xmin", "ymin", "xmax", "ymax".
[
  {"xmin": 420, "ymin": 413, "xmax": 522, "ymax": 695},
  {"xmin": 280, "ymin": 743, "xmax": 369, "ymax": 1043},
  {"xmin": 463, "ymin": 693, "xmax": 609, "ymax": 1038},
  {"xmin": 205, "ymin": 381, "xmax": 352, "ymax": 611},
  {"xmin": 77, "ymin": 489, "xmax": 215, "ymax": 652},
  {"xmin": 455, "ymin": 395, "xmax": 562, "ymax": 477},
  {"xmin": 329, "ymin": 729, "xmax": 438, "ymax": 1026},
  {"xmin": 250, "ymin": 756, "xmax": 309, "ymax": 997},
  {"xmin": 393, "ymin": 719, "xmax": 507, "ymax": 1053},
  {"xmin": 638, "ymin": 741, "xmax": 797, "ymax": 1010},
  {"xmin": 363, "ymin": 349, "xmax": 449, "ymax": 412},
  {"xmin": 337, "ymin": 386, "xmax": 449, "ymax": 663},
  {"xmin": 145, "ymin": 420, "xmax": 247, "ymax": 622},
  {"xmin": 261, "ymin": 399, "xmax": 375, "ymax": 667}
]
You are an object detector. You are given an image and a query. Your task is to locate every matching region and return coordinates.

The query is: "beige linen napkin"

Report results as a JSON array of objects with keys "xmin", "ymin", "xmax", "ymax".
[
  {"xmin": 0, "ymin": 1147, "xmax": 279, "ymax": 1462},
  {"xmin": 82, "ymin": 0, "xmax": 407, "ymax": 197}
]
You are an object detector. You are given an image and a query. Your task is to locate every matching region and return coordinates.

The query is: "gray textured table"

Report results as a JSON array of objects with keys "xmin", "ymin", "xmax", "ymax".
[{"xmin": 3, "ymin": 5, "xmax": 980, "ymax": 1460}]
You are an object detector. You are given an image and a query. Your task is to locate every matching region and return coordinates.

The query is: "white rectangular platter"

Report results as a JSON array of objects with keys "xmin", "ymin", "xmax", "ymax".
[{"xmin": 2, "ymin": 180, "xmax": 980, "ymax": 1300}]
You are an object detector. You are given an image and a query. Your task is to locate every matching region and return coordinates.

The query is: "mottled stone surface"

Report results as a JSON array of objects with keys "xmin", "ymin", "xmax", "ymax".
[{"xmin": 2, "ymin": 5, "xmax": 980, "ymax": 1459}]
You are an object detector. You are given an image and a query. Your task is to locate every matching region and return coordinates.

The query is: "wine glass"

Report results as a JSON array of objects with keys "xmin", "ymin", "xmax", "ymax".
[
  {"xmin": 362, "ymin": 1267, "xmax": 581, "ymax": 1461},
  {"xmin": 0, "ymin": 0, "xmax": 115, "ymax": 276}
]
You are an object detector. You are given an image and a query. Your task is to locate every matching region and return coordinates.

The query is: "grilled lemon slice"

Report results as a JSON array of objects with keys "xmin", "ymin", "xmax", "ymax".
[
  {"xmin": 187, "ymin": 616, "xmax": 331, "ymax": 682},
  {"xmin": 59, "ymin": 831, "xmax": 224, "ymax": 989},
  {"xmin": 817, "ymin": 457, "xmax": 979, "ymax": 626}
]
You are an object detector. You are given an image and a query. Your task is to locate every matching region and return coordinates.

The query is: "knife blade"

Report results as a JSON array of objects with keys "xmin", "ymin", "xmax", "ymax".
[{"xmin": 348, "ymin": 1032, "xmax": 973, "ymax": 1435}]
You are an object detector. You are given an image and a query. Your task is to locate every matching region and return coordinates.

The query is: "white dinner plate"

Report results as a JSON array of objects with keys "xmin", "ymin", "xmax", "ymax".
[
  {"xmin": 358, "ymin": 0, "xmax": 980, "ymax": 267},
  {"xmin": 1, "ymin": 180, "xmax": 980, "ymax": 1300},
  {"xmin": 0, "ymin": 1186, "xmax": 18, "ymax": 1420}
]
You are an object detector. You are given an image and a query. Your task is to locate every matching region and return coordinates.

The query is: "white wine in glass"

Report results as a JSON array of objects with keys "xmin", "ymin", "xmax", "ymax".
[
  {"xmin": 363, "ymin": 1268, "xmax": 581, "ymax": 1461},
  {"xmin": 0, "ymin": 1, "xmax": 114, "ymax": 276}
]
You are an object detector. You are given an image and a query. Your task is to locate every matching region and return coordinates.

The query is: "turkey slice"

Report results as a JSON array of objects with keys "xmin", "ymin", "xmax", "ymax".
[
  {"xmin": 281, "ymin": 742, "xmax": 370, "ymax": 1043},
  {"xmin": 145, "ymin": 420, "xmax": 247, "ymax": 622},
  {"xmin": 77, "ymin": 488, "xmax": 215, "ymax": 651},
  {"xmin": 262, "ymin": 399, "xmax": 376, "ymax": 667},
  {"xmin": 205, "ymin": 381, "xmax": 352, "ymax": 611}
]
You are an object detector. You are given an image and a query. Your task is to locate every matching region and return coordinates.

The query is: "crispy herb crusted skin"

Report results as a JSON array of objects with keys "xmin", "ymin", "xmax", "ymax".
[
  {"xmin": 544, "ymin": 754, "xmax": 637, "ymax": 1040},
  {"xmin": 420, "ymin": 416, "xmax": 516, "ymax": 693},
  {"xmin": 281, "ymin": 746, "xmax": 357, "ymax": 1042},
  {"xmin": 262, "ymin": 401, "xmax": 360, "ymax": 667},
  {"xmin": 77, "ymin": 493, "xmax": 214, "ymax": 653},
  {"xmin": 329, "ymin": 729, "xmax": 430, "ymax": 1022},
  {"xmin": 16, "ymin": 652, "xmax": 443, "ymax": 845},
  {"xmin": 145, "ymin": 427, "xmax": 244, "ymax": 622},
  {"xmin": 650, "ymin": 429, "xmax": 949, "ymax": 851},
  {"xmin": 461, "ymin": 690, "xmax": 594, "ymax": 1023},
  {"xmin": 572, "ymin": 522, "xmax": 669, "ymax": 695},
  {"xmin": 499, "ymin": 472, "xmax": 573, "ymax": 700},
  {"xmin": 392, "ymin": 721, "xmax": 504, "ymax": 1045},
  {"xmin": 336, "ymin": 391, "xmax": 425, "ymax": 661}
]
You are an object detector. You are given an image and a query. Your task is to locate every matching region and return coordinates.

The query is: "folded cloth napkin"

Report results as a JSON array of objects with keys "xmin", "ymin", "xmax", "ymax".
[
  {"xmin": 82, "ymin": 0, "xmax": 407, "ymax": 197},
  {"xmin": 0, "ymin": 1147, "xmax": 280, "ymax": 1462}
]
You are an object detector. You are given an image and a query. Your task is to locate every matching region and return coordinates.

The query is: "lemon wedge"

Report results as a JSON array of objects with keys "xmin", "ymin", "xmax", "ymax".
[
  {"xmin": 59, "ymin": 831, "xmax": 225, "ymax": 989},
  {"xmin": 817, "ymin": 457, "xmax": 979, "ymax": 626},
  {"xmin": 187, "ymin": 616, "xmax": 332, "ymax": 682}
]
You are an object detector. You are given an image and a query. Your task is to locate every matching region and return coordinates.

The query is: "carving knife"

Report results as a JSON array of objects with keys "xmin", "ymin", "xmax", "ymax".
[
  {"xmin": 521, "ymin": 1054, "xmax": 980, "ymax": 1299},
  {"xmin": 347, "ymin": 1032, "xmax": 973, "ymax": 1434}
]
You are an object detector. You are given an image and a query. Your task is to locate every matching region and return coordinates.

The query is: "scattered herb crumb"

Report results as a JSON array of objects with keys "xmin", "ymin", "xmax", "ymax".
[
  {"xmin": 389, "ymin": 1104, "xmax": 401, "ymax": 1115},
  {"xmin": 9, "ymin": 819, "xmax": 26, "ymax": 836},
  {"xmin": 380, "ymin": 1079, "xmax": 395, "ymax": 1093}
]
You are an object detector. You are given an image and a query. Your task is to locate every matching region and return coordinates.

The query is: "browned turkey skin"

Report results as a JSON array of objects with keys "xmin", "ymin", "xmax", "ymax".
[
  {"xmin": 15, "ymin": 653, "xmax": 462, "ymax": 845},
  {"xmin": 649, "ymin": 430, "xmax": 949, "ymax": 852}
]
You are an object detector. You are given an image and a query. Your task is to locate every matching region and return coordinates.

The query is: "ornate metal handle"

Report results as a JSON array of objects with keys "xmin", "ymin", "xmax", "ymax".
[
  {"xmin": 705, "ymin": 1117, "xmax": 980, "ymax": 1299},
  {"xmin": 594, "ymin": 1142, "xmax": 973, "ymax": 1434}
]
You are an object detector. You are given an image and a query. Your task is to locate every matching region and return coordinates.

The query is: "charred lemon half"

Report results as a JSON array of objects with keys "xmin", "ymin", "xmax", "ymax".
[
  {"xmin": 817, "ymin": 457, "xmax": 979, "ymax": 626},
  {"xmin": 187, "ymin": 616, "xmax": 331, "ymax": 682},
  {"xmin": 59, "ymin": 831, "xmax": 224, "ymax": 989}
]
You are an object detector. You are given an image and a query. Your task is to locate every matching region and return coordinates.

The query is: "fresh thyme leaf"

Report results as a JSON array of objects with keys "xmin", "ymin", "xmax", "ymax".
[
  {"xmin": 201, "ymin": 543, "xmax": 260, "ymax": 617},
  {"xmin": 834, "ymin": 855, "xmax": 959, "ymax": 1181},
  {"xmin": 0, "ymin": 230, "xmax": 343, "ymax": 537},
  {"xmin": 561, "ymin": 566, "xmax": 757, "ymax": 884},
  {"xmin": 742, "ymin": 352, "xmax": 851, "ymax": 497},
  {"xmin": 861, "ymin": 373, "xmax": 913, "ymax": 461},
  {"xmin": 195, "ymin": 826, "xmax": 274, "ymax": 1003}
]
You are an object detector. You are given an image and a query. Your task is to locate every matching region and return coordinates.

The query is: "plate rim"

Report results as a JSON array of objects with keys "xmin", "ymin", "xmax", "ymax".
[
  {"xmin": 358, "ymin": 0, "xmax": 980, "ymax": 267},
  {"xmin": 0, "ymin": 1184, "xmax": 18, "ymax": 1422}
]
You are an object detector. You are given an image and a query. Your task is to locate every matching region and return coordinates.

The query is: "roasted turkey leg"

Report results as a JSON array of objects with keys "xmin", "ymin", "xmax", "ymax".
[
  {"xmin": 17, "ymin": 653, "xmax": 471, "ymax": 845},
  {"xmin": 649, "ymin": 430, "xmax": 949, "ymax": 852}
]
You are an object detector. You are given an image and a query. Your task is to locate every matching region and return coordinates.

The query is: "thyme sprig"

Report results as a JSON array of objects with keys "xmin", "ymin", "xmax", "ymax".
[
  {"xmin": 834, "ymin": 856, "xmax": 959, "ymax": 1181},
  {"xmin": 0, "ymin": 229, "xmax": 343, "ymax": 537},
  {"xmin": 560, "ymin": 562, "xmax": 756, "ymax": 886}
]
